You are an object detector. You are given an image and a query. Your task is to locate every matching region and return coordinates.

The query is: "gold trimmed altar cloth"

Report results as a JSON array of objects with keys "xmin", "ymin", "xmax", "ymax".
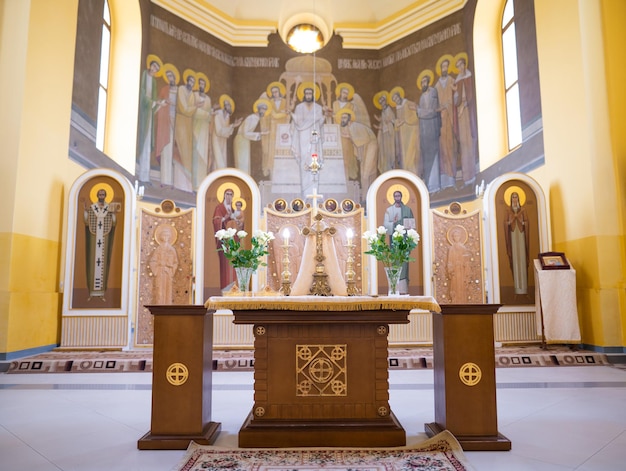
[{"xmin": 205, "ymin": 295, "xmax": 440, "ymax": 313}]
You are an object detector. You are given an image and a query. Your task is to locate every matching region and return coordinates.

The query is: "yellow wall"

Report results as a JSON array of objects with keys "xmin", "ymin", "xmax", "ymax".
[
  {"xmin": 533, "ymin": 0, "xmax": 625, "ymax": 348},
  {"xmin": 0, "ymin": 0, "xmax": 82, "ymax": 355}
]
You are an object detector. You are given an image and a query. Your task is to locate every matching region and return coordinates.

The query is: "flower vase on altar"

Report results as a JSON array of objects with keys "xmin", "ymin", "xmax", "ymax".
[
  {"xmin": 215, "ymin": 228, "xmax": 275, "ymax": 295},
  {"xmin": 384, "ymin": 265, "xmax": 402, "ymax": 296},
  {"xmin": 235, "ymin": 266, "xmax": 254, "ymax": 293},
  {"xmin": 363, "ymin": 224, "xmax": 420, "ymax": 296}
]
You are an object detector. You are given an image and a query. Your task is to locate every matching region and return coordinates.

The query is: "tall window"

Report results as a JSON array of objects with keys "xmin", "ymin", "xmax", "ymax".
[
  {"xmin": 502, "ymin": 0, "xmax": 522, "ymax": 149},
  {"xmin": 96, "ymin": 0, "xmax": 111, "ymax": 151}
]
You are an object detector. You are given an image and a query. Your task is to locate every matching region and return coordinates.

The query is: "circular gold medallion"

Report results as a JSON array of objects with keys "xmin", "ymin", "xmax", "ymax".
[
  {"xmin": 459, "ymin": 362, "xmax": 482, "ymax": 386},
  {"xmin": 166, "ymin": 362, "xmax": 189, "ymax": 386}
]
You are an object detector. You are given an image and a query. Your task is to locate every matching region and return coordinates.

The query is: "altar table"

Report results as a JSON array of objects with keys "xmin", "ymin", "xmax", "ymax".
[{"xmin": 206, "ymin": 295, "xmax": 439, "ymax": 448}]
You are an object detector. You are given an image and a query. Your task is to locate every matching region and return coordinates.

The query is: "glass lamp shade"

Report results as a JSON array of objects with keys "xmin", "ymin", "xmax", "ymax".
[{"xmin": 286, "ymin": 24, "xmax": 324, "ymax": 53}]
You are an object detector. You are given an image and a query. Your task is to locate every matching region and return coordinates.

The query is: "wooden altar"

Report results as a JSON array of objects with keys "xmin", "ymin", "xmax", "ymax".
[{"xmin": 206, "ymin": 295, "xmax": 439, "ymax": 448}]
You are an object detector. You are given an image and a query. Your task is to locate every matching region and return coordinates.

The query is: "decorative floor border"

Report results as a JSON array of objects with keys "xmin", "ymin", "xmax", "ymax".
[{"xmin": 4, "ymin": 347, "xmax": 611, "ymax": 374}]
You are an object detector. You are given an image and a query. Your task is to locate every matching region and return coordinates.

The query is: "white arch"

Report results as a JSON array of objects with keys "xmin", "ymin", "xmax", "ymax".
[
  {"xmin": 194, "ymin": 169, "xmax": 262, "ymax": 304},
  {"xmin": 365, "ymin": 170, "xmax": 433, "ymax": 296}
]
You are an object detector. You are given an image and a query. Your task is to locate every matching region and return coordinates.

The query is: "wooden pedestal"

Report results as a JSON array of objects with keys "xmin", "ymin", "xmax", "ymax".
[
  {"xmin": 424, "ymin": 304, "xmax": 511, "ymax": 451},
  {"xmin": 231, "ymin": 308, "xmax": 409, "ymax": 448},
  {"xmin": 138, "ymin": 305, "xmax": 221, "ymax": 450}
]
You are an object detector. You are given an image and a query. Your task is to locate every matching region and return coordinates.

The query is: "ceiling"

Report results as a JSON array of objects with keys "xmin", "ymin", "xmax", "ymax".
[{"xmin": 151, "ymin": 0, "xmax": 467, "ymax": 49}]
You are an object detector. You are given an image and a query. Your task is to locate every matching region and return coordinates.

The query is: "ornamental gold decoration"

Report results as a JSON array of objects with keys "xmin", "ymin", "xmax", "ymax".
[
  {"xmin": 459, "ymin": 362, "xmax": 482, "ymax": 386},
  {"xmin": 166, "ymin": 363, "xmax": 189, "ymax": 386}
]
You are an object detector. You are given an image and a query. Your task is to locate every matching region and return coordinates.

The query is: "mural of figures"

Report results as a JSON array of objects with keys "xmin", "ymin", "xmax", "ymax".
[
  {"xmin": 83, "ymin": 185, "xmax": 117, "ymax": 300},
  {"xmin": 260, "ymin": 82, "xmax": 289, "ymax": 179},
  {"xmin": 503, "ymin": 187, "xmax": 530, "ymax": 296},
  {"xmin": 417, "ymin": 70, "xmax": 441, "ymax": 192},
  {"xmin": 137, "ymin": 54, "xmax": 163, "ymax": 183},
  {"xmin": 154, "ymin": 63, "xmax": 179, "ymax": 187},
  {"xmin": 212, "ymin": 95, "xmax": 242, "ymax": 171},
  {"xmin": 373, "ymin": 90, "xmax": 397, "ymax": 174},
  {"xmin": 383, "ymin": 186, "xmax": 415, "ymax": 295},
  {"xmin": 131, "ymin": 15, "xmax": 483, "ymax": 210},
  {"xmin": 435, "ymin": 55, "xmax": 457, "ymax": 190},
  {"xmin": 390, "ymin": 86, "xmax": 420, "ymax": 175},
  {"xmin": 234, "ymin": 99, "xmax": 270, "ymax": 174},
  {"xmin": 192, "ymin": 72, "xmax": 212, "ymax": 190}
]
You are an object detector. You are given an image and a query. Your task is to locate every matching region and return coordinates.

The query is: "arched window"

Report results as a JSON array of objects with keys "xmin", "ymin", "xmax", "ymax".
[
  {"xmin": 96, "ymin": 0, "xmax": 111, "ymax": 151},
  {"xmin": 501, "ymin": 0, "xmax": 522, "ymax": 149}
]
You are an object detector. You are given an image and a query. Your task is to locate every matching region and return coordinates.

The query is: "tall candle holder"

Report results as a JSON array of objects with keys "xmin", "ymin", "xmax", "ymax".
[
  {"xmin": 345, "ymin": 229, "xmax": 358, "ymax": 296},
  {"xmin": 281, "ymin": 228, "xmax": 291, "ymax": 296}
]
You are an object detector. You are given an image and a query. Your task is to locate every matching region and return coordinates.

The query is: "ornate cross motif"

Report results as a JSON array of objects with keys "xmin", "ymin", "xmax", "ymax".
[
  {"xmin": 302, "ymin": 213, "xmax": 336, "ymax": 296},
  {"xmin": 305, "ymin": 188, "xmax": 323, "ymax": 216}
]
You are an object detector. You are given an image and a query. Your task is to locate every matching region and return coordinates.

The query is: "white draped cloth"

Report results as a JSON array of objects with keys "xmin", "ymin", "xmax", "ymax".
[
  {"xmin": 534, "ymin": 259, "xmax": 581, "ymax": 344},
  {"xmin": 290, "ymin": 225, "xmax": 347, "ymax": 296}
]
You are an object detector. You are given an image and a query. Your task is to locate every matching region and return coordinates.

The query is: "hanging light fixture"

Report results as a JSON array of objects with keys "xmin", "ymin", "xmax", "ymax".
[
  {"xmin": 279, "ymin": 11, "xmax": 330, "ymax": 55},
  {"xmin": 286, "ymin": 23, "xmax": 324, "ymax": 54}
]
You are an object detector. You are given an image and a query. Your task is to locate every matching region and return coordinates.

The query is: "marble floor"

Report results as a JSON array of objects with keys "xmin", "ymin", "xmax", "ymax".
[{"xmin": 1, "ymin": 365, "xmax": 626, "ymax": 470}]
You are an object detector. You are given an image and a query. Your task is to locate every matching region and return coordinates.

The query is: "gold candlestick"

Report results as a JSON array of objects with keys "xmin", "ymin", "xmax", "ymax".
[
  {"xmin": 281, "ymin": 229, "xmax": 291, "ymax": 296},
  {"xmin": 345, "ymin": 229, "xmax": 358, "ymax": 296}
]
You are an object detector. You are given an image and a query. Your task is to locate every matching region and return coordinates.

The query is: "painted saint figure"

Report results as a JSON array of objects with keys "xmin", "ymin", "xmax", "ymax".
[
  {"xmin": 417, "ymin": 71, "xmax": 441, "ymax": 192},
  {"xmin": 154, "ymin": 64, "xmax": 180, "ymax": 186},
  {"xmin": 192, "ymin": 73, "xmax": 212, "ymax": 190},
  {"xmin": 260, "ymin": 82, "xmax": 289, "ymax": 179},
  {"xmin": 390, "ymin": 86, "xmax": 420, "ymax": 175},
  {"xmin": 149, "ymin": 224, "xmax": 179, "ymax": 304},
  {"xmin": 383, "ymin": 189, "xmax": 415, "ymax": 294},
  {"xmin": 84, "ymin": 187, "xmax": 117, "ymax": 299},
  {"xmin": 504, "ymin": 190, "xmax": 530, "ymax": 295},
  {"xmin": 337, "ymin": 110, "xmax": 378, "ymax": 204},
  {"xmin": 212, "ymin": 95, "xmax": 242, "ymax": 170},
  {"xmin": 454, "ymin": 55, "xmax": 477, "ymax": 185},
  {"xmin": 173, "ymin": 69, "xmax": 198, "ymax": 191},
  {"xmin": 137, "ymin": 54, "xmax": 163, "ymax": 183},
  {"xmin": 212, "ymin": 187, "xmax": 237, "ymax": 289},
  {"xmin": 290, "ymin": 82, "xmax": 325, "ymax": 196},
  {"xmin": 373, "ymin": 91, "xmax": 397, "ymax": 174},
  {"xmin": 234, "ymin": 99, "xmax": 269, "ymax": 175},
  {"xmin": 446, "ymin": 225, "xmax": 471, "ymax": 303},
  {"xmin": 435, "ymin": 56, "xmax": 457, "ymax": 189}
]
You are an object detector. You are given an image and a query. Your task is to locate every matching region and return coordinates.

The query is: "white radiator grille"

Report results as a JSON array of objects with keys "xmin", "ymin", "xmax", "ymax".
[{"xmin": 60, "ymin": 316, "xmax": 127, "ymax": 348}]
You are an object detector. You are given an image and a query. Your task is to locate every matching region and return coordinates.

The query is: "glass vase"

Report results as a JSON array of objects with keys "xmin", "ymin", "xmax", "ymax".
[
  {"xmin": 235, "ymin": 266, "xmax": 254, "ymax": 293},
  {"xmin": 384, "ymin": 266, "xmax": 402, "ymax": 296}
]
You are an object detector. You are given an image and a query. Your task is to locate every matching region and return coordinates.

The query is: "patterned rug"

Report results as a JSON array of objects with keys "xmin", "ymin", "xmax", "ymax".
[
  {"xmin": 175, "ymin": 430, "xmax": 474, "ymax": 471},
  {"xmin": 3, "ymin": 345, "xmax": 611, "ymax": 374}
]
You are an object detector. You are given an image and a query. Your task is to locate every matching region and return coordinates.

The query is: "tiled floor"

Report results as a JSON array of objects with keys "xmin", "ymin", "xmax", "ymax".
[{"xmin": 1, "ymin": 366, "xmax": 626, "ymax": 470}]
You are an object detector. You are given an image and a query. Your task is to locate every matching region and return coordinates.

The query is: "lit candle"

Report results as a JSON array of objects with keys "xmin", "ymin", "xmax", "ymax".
[
  {"xmin": 346, "ymin": 228, "xmax": 353, "ymax": 245},
  {"xmin": 282, "ymin": 228, "xmax": 290, "ymax": 246}
]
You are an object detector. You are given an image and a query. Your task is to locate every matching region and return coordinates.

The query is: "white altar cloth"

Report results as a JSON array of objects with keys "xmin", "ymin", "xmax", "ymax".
[{"xmin": 533, "ymin": 259, "xmax": 581, "ymax": 344}]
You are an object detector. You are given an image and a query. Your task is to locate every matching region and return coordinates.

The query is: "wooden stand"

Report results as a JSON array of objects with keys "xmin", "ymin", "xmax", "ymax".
[
  {"xmin": 229, "ymin": 307, "xmax": 410, "ymax": 448},
  {"xmin": 425, "ymin": 304, "xmax": 511, "ymax": 451},
  {"xmin": 138, "ymin": 305, "xmax": 221, "ymax": 450}
]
